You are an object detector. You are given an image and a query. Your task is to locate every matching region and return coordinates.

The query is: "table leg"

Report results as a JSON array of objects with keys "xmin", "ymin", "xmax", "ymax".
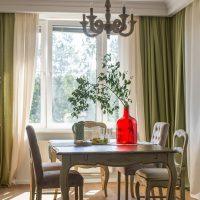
[
  {"xmin": 60, "ymin": 156, "xmax": 71, "ymax": 200},
  {"xmin": 166, "ymin": 153, "xmax": 177, "ymax": 200}
]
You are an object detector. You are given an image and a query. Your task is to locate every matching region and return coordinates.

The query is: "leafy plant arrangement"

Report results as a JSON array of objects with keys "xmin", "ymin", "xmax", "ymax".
[{"xmin": 68, "ymin": 54, "xmax": 132, "ymax": 118}]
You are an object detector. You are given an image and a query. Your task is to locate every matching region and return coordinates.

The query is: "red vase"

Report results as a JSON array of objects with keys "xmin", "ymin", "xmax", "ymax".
[{"xmin": 116, "ymin": 106, "xmax": 137, "ymax": 144}]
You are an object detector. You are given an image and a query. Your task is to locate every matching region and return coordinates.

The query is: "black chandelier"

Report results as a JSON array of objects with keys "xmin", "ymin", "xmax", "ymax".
[{"xmin": 80, "ymin": 0, "xmax": 136, "ymax": 39}]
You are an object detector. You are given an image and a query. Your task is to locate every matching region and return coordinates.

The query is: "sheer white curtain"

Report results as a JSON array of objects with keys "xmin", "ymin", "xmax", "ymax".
[
  {"xmin": 185, "ymin": 1, "xmax": 200, "ymax": 199},
  {"xmin": 119, "ymin": 17, "xmax": 146, "ymax": 141},
  {"xmin": 9, "ymin": 13, "xmax": 38, "ymax": 183}
]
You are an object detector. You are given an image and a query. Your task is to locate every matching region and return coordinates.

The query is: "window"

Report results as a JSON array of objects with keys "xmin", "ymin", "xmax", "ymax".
[
  {"xmin": 30, "ymin": 29, "xmax": 42, "ymax": 124},
  {"xmin": 30, "ymin": 20, "xmax": 119, "ymax": 130}
]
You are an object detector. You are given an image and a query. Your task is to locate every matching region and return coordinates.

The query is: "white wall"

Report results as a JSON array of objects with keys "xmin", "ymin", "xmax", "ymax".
[
  {"xmin": 0, "ymin": 0, "xmax": 193, "ymax": 15},
  {"xmin": 0, "ymin": 0, "xmax": 167, "ymax": 16},
  {"xmin": 166, "ymin": 0, "xmax": 193, "ymax": 15}
]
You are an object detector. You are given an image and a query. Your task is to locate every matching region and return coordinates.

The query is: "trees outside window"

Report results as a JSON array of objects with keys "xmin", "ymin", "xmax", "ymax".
[{"xmin": 29, "ymin": 21, "xmax": 119, "ymax": 129}]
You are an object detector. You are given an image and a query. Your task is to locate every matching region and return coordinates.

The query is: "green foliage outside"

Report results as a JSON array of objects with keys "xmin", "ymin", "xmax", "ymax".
[
  {"xmin": 51, "ymin": 31, "xmax": 96, "ymax": 122},
  {"xmin": 29, "ymin": 29, "xmax": 121, "ymax": 124},
  {"xmin": 30, "ymin": 30, "xmax": 97, "ymax": 123},
  {"xmin": 30, "ymin": 74, "xmax": 41, "ymax": 123}
]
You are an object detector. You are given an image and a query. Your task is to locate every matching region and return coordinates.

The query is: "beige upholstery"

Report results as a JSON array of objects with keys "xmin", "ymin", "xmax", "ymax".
[
  {"xmin": 150, "ymin": 122, "xmax": 169, "ymax": 146},
  {"xmin": 116, "ymin": 122, "xmax": 169, "ymax": 200},
  {"xmin": 135, "ymin": 129, "xmax": 188, "ymax": 200},
  {"xmin": 74, "ymin": 121, "xmax": 109, "ymax": 197},
  {"xmin": 136, "ymin": 168, "xmax": 169, "ymax": 181},
  {"xmin": 26, "ymin": 125, "xmax": 84, "ymax": 200}
]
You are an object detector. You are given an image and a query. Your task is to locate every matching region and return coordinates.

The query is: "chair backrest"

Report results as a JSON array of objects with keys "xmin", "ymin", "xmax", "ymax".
[
  {"xmin": 150, "ymin": 122, "xmax": 169, "ymax": 146},
  {"xmin": 84, "ymin": 121, "xmax": 107, "ymax": 129},
  {"xmin": 26, "ymin": 125, "xmax": 43, "ymax": 184},
  {"xmin": 173, "ymin": 129, "xmax": 188, "ymax": 177},
  {"xmin": 84, "ymin": 121, "xmax": 107, "ymax": 140}
]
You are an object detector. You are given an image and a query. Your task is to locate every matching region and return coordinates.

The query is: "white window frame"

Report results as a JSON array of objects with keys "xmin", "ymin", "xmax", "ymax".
[{"xmin": 31, "ymin": 19, "xmax": 119, "ymax": 131}]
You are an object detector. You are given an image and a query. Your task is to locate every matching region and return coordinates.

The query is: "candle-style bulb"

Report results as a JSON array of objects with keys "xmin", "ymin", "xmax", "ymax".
[
  {"xmin": 131, "ymin": 14, "xmax": 133, "ymax": 21},
  {"xmin": 90, "ymin": 7, "xmax": 93, "ymax": 15},
  {"xmin": 123, "ymin": 6, "xmax": 126, "ymax": 14},
  {"xmin": 83, "ymin": 14, "xmax": 86, "ymax": 22}
]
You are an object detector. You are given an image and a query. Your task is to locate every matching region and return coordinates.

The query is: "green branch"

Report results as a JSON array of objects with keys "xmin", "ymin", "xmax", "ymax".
[
  {"xmin": 68, "ymin": 54, "xmax": 132, "ymax": 118},
  {"xmin": 89, "ymin": 83, "xmax": 126, "ymax": 106}
]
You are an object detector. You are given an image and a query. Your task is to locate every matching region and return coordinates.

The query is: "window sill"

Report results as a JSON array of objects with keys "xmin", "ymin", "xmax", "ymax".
[
  {"xmin": 35, "ymin": 128, "xmax": 116, "ymax": 141},
  {"xmin": 36, "ymin": 128, "xmax": 74, "ymax": 140}
]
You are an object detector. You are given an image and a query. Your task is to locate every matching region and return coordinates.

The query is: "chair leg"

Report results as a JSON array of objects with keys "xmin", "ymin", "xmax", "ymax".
[
  {"xmin": 36, "ymin": 188, "xmax": 42, "ymax": 200},
  {"xmin": 75, "ymin": 186, "xmax": 78, "ymax": 200},
  {"xmin": 79, "ymin": 186, "xmax": 83, "ymax": 200},
  {"xmin": 100, "ymin": 166, "xmax": 109, "ymax": 197},
  {"xmin": 125, "ymin": 175, "xmax": 129, "ymax": 200},
  {"xmin": 117, "ymin": 171, "xmax": 121, "ymax": 200},
  {"xmin": 53, "ymin": 189, "xmax": 58, "ymax": 200},
  {"xmin": 30, "ymin": 162, "xmax": 35, "ymax": 200},
  {"xmin": 180, "ymin": 172, "xmax": 185, "ymax": 200},
  {"xmin": 30, "ymin": 178, "xmax": 35, "ymax": 200},
  {"xmin": 135, "ymin": 181, "xmax": 140, "ymax": 200},
  {"xmin": 145, "ymin": 185, "xmax": 151, "ymax": 200},
  {"xmin": 158, "ymin": 187, "xmax": 163, "ymax": 199},
  {"xmin": 151, "ymin": 188, "xmax": 156, "ymax": 200},
  {"xmin": 130, "ymin": 175, "xmax": 135, "ymax": 198}
]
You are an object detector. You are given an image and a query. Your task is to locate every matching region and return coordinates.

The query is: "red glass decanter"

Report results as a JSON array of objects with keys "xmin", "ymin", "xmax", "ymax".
[{"xmin": 116, "ymin": 106, "xmax": 137, "ymax": 144}]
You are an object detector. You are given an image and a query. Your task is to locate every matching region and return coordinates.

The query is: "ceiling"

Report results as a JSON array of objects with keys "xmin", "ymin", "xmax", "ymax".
[{"xmin": 0, "ymin": 0, "xmax": 193, "ymax": 16}]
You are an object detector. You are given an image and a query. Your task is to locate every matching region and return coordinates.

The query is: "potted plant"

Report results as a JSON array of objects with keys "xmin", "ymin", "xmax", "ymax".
[{"xmin": 68, "ymin": 54, "xmax": 137, "ymax": 144}]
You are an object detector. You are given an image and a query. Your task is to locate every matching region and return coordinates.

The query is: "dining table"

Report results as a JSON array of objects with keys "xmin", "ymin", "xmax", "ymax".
[{"xmin": 48, "ymin": 140, "xmax": 177, "ymax": 200}]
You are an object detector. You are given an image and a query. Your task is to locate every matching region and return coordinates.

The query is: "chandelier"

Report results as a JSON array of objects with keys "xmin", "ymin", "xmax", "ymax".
[{"xmin": 80, "ymin": 0, "xmax": 136, "ymax": 39}]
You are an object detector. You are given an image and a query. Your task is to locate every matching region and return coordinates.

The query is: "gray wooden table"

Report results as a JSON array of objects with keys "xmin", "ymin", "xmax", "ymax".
[{"xmin": 49, "ymin": 140, "xmax": 177, "ymax": 200}]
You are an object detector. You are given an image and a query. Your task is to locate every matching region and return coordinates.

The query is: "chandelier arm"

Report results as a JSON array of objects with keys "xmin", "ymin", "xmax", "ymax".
[
  {"xmin": 119, "ymin": 14, "xmax": 129, "ymax": 31},
  {"xmin": 113, "ymin": 7, "xmax": 128, "ymax": 33},
  {"xmin": 81, "ymin": 23, "xmax": 99, "ymax": 37},
  {"xmin": 85, "ymin": 7, "xmax": 104, "ymax": 35},
  {"xmin": 119, "ymin": 20, "xmax": 136, "ymax": 37},
  {"xmin": 90, "ymin": 19, "xmax": 104, "ymax": 34},
  {"xmin": 112, "ymin": 14, "xmax": 128, "ymax": 33}
]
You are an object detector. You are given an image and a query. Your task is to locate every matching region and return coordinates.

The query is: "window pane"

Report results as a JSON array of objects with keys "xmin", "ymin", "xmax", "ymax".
[
  {"xmin": 107, "ymin": 35, "xmax": 119, "ymax": 63},
  {"xmin": 106, "ymin": 35, "xmax": 119, "ymax": 125},
  {"xmin": 52, "ymin": 27, "xmax": 96, "ymax": 123},
  {"xmin": 29, "ymin": 31, "xmax": 41, "ymax": 123}
]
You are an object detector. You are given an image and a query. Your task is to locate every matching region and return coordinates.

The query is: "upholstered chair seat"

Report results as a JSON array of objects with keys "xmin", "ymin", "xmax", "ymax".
[
  {"xmin": 117, "ymin": 163, "xmax": 156, "ymax": 176},
  {"xmin": 136, "ymin": 168, "xmax": 169, "ymax": 181},
  {"xmin": 40, "ymin": 170, "xmax": 83, "ymax": 189}
]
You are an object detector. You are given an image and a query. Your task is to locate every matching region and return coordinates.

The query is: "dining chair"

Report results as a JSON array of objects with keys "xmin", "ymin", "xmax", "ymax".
[
  {"xmin": 116, "ymin": 122, "xmax": 169, "ymax": 200},
  {"xmin": 73, "ymin": 121, "xmax": 109, "ymax": 197},
  {"xmin": 26, "ymin": 125, "xmax": 84, "ymax": 200},
  {"xmin": 134, "ymin": 129, "xmax": 188, "ymax": 200}
]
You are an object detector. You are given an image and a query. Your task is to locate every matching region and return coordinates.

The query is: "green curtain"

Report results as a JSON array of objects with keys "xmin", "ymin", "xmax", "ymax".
[
  {"xmin": 171, "ymin": 11, "xmax": 185, "ymax": 134},
  {"xmin": 0, "ymin": 13, "xmax": 14, "ymax": 186},
  {"xmin": 140, "ymin": 10, "xmax": 185, "ymax": 147}
]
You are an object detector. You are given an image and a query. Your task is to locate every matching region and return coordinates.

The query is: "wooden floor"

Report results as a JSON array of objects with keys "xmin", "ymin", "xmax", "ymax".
[{"xmin": 0, "ymin": 182, "xmax": 194, "ymax": 200}]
